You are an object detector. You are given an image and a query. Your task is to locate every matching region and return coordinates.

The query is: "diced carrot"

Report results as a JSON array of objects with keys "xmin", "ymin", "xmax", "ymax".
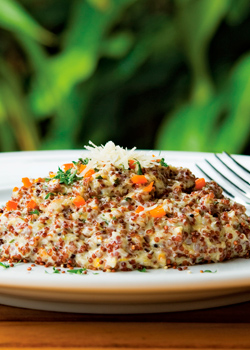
[
  {"xmin": 6, "ymin": 201, "xmax": 18, "ymax": 211},
  {"xmin": 79, "ymin": 164, "xmax": 86, "ymax": 173},
  {"xmin": 129, "ymin": 160, "xmax": 136, "ymax": 169},
  {"xmin": 22, "ymin": 177, "xmax": 32, "ymax": 187},
  {"xmin": 73, "ymin": 196, "xmax": 86, "ymax": 207},
  {"xmin": 84, "ymin": 169, "xmax": 95, "ymax": 178},
  {"xmin": 49, "ymin": 172, "xmax": 56, "ymax": 178},
  {"xmin": 13, "ymin": 187, "xmax": 19, "ymax": 192},
  {"xmin": 131, "ymin": 175, "xmax": 148, "ymax": 184},
  {"xmin": 143, "ymin": 181, "xmax": 154, "ymax": 192},
  {"xmin": 195, "ymin": 178, "xmax": 206, "ymax": 190},
  {"xmin": 150, "ymin": 205, "xmax": 166, "ymax": 218},
  {"xmin": 27, "ymin": 200, "xmax": 37, "ymax": 209},
  {"xmin": 63, "ymin": 163, "xmax": 74, "ymax": 171},
  {"xmin": 135, "ymin": 206, "xmax": 144, "ymax": 214},
  {"xmin": 158, "ymin": 253, "xmax": 165, "ymax": 260}
]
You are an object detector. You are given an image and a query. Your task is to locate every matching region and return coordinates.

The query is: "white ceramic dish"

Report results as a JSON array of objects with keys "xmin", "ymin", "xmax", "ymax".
[{"xmin": 0, "ymin": 150, "xmax": 250, "ymax": 314}]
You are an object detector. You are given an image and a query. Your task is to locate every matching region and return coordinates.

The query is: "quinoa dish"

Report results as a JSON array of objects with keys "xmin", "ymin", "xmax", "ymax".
[{"xmin": 0, "ymin": 141, "xmax": 250, "ymax": 272}]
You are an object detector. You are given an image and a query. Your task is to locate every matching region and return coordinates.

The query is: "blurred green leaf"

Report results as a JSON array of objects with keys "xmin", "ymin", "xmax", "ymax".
[
  {"xmin": 157, "ymin": 53, "xmax": 250, "ymax": 153},
  {"xmin": 226, "ymin": 0, "xmax": 250, "ymax": 25},
  {"xmin": 175, "ymin": 0, "xmax": 230, "ymax": 102},
  {"xmin": 156, "ymin": 97, "xmax": 222, "ymax": 152},
  {"xmin": 0, "ymin": 0, "xmax": 54, "ymax": 44},
  {"xmin": 214, "ymin": 54, "xmax": 250, "ymax": 152},
  {"xmin": 87, "ymin": 0, "xmax": 111, "ymax": 11},
  {"xmin": 101, "ymin": 31, "xmax": 134, "ymax": 58},
  {"xmin": 30, "ymin": 0, "xmax": 135, "ymax": 118},
  {"xmin": 0, "ymin": 59, "xmax": 40, "ymax": 150}
]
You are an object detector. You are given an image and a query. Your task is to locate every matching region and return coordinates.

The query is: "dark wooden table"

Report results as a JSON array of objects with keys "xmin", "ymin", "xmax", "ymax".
[{"xmin": 1, "ymin": 301, "xmax": 250, "ymax": 349}]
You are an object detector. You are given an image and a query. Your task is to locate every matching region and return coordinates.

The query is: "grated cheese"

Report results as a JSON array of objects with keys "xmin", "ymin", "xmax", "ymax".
[{"xmin": 81, "ymin": 141, "xmax": 158, "ymax": 175}]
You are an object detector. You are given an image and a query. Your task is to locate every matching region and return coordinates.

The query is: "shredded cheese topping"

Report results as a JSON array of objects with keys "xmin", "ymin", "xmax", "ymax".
[{"xmin": 82, "ymin": 141, "xmax": 156, "ymax": 175}]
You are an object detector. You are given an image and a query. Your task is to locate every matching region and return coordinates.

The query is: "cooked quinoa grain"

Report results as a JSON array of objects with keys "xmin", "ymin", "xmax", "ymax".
[{"xmin": 0, "ymin": 142, "xmax": 250, "ymax": 271}]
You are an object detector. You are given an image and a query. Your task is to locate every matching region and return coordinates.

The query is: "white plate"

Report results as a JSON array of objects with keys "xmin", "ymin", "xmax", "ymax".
[{"xmin": 0, "ymin": 150, "xmax": 250, "ymax": 314}]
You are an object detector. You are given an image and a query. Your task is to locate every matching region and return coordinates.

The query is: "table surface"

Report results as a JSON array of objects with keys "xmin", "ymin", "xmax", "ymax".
[{"xmin": 1, "ymin": 301, "xmax": 250, "ymax": 350}]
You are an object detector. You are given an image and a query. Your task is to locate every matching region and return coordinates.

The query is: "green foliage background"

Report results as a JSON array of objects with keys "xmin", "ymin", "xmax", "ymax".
[{"xmin": 0, "ymin": 0, "xmax": 250, "ymax": 153}]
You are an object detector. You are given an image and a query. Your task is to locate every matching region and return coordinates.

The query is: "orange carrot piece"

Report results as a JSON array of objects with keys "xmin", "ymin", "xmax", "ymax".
[
  {"xmin": 6, "ymin": 201, "xmax": 18, "ymax": 211},
  {"xmin": 135, "ymin": 206, "xmax": 144, "ymax": 214},
  {"xmin": 143, "ymin": 181, "xmax": 154, "ymax": 192},
  {"xmin": 49, "ymin": 172, "xmax": 56, "ymax": 178},
  {"xmin": 131, "ymin": 175, "xmax": 148, "ymax": 184},
  {"xmin": 129, "ymin": 160, "xmax": 136, "ymax": 169},
  {"xmin": 84, "ymin": 169, "xmax": 95, "ymax": 178},
  {"xmin": 150, "ymin": 205, "xmax": 166, "ymax": 218},
  {"xmin": 22, "ymin": 177, "xmax": 32, "ymax": 187},
  {"xmin": 63, "ymin": 163, "xmax": 74, "ymax": 171},
  {"xmin": 27, "ymin": 200, "xmax": 37, "ymax": 209},
  {"xmin": 195, "ymin": 178, "xmax": 206, "ymax": 190},
  {"xmin": 79, "ymin": 164, "xmax": 86, "ymax": 173},
  {"xmin": 73, "ymin": 196, "xmax": 86, "ymax": 207},
  {"xmin": 13, "ymin": 187, "xmax": 19, "ymax": 192}
]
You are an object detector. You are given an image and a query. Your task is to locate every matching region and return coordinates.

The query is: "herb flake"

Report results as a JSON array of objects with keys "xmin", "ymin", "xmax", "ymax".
[
  {"xmin": 45, "ymin": 192, "xmax": 55, "ymax": 199},
  {"xmin": 203, "ymin": 270, "xmax": 217, "ymax": 273},
  {"xmin": 135, "ymin": 160, "xmax": 143, "ymax": 175},
  {"xmin": 114, "ymin": 178, "xmax": 120, "ymax": 185},
  {"xmin": 160, "ymin": 158, "xmax": 168, "ymax": 167},
  {"xmin": 79, "ymin": 158, "xmax": 89, "ymax": 165},
  {"xmin": 67, "ymin": 268, "xmax": 86, "ymax": 274},
  {"xmin": 54, "ymin": 167, "xmax": 82, "ymax": 185},
  {"xmin": 53, "ymin": 267, "xmax": 61, "ymax": 274},
  {"xmin": 138, "ymin": 267, "xmax": 147, "ymax": 272},
  {"xmin": 0, "ymin": 262, "xmax": 10, "ymax": 269},
  {"xmin": 30, "ymin": 209, "xmax": 39, "ymax": 215}
]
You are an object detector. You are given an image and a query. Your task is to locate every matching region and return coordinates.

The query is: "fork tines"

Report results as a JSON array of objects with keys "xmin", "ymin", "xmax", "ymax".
[{"xmin": 196, "ymin": 152, "xmax": 250, "ymax": 205}]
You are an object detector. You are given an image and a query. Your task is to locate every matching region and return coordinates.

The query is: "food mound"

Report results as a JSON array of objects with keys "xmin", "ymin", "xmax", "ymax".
[{"xmin": 0, "ymin": 142, "xmax": 250, "ymax": 272}]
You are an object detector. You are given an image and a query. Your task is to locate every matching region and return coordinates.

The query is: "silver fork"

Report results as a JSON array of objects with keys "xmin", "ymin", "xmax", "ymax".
[{"xmin": 196, "ymin": 152, "xmax": 250, "ymax": 206}]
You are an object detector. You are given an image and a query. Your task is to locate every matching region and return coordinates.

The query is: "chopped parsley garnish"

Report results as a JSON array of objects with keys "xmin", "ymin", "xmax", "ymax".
[
  {"xmin": 94, "ymin": 168, "xmax": 99, "ymax": 172},
  {"xmin": 53, "ymin": 267, "xmax": 61, "ymax": 274},
  {"xmin": 79, "ymin": 158, "xmax": 89, "ymax": 165},
  {"xmin": 102, "ymin": 217, "xmax": 109, "ymax": 225},
  {"xmin": 160, "ymin": 158, "xmax": 168, "ymax": 167},
  {"xmin": 92, "ymin": 273, "xmax": 99, "ymax": 275},
  {"xmin": 54, "ymin": 167, "xmax": 82, "ymax": 185},
  {"xmin": 45, "ymin": 192, "xmax": 55, "ymax": 199},
  {"xmin": 114, "ymin": 178, "xmax": 120, "ymax": 185},
  {"xmin": 112, "ymin": 216, "xmax": 117, "ymax": 220},
  {"xmin": 0, "ymin": 262, "xmax": 10, "ymax": 269},
  {"xmin": 125, "ymin": 197, "xmax": 131, "ymax": 201},
  {"xmin": 135, "ymin": 160, "xmax": 143, "ymax": 175},
  {"xmin": 9, "ymin": 239, "xmax": 15, "ymax": 244},
  {"xmin": 45, "ymin": 268, "xmax": 62, "ymax": 274},
  {"xmin": 203, "ymin": 270, "xmax": 217, "ymax": 273},
  {"xmin": 96, "ymin": 175, "xmax": 103, "ymax": 180},
  {"xmin": 138, "ymin": 267, "xmax": 147, "ymax": 272},
  {"xmin": 67, "ymin": 268, "xmax": 86, "ymax": 274},
  {"xmin": 30, "ymin": 209, "xmax": 39, "ymax": 215},
  {"xmin": 72, "ymin": 161, "xmax": 77, "ymax": 165}
]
